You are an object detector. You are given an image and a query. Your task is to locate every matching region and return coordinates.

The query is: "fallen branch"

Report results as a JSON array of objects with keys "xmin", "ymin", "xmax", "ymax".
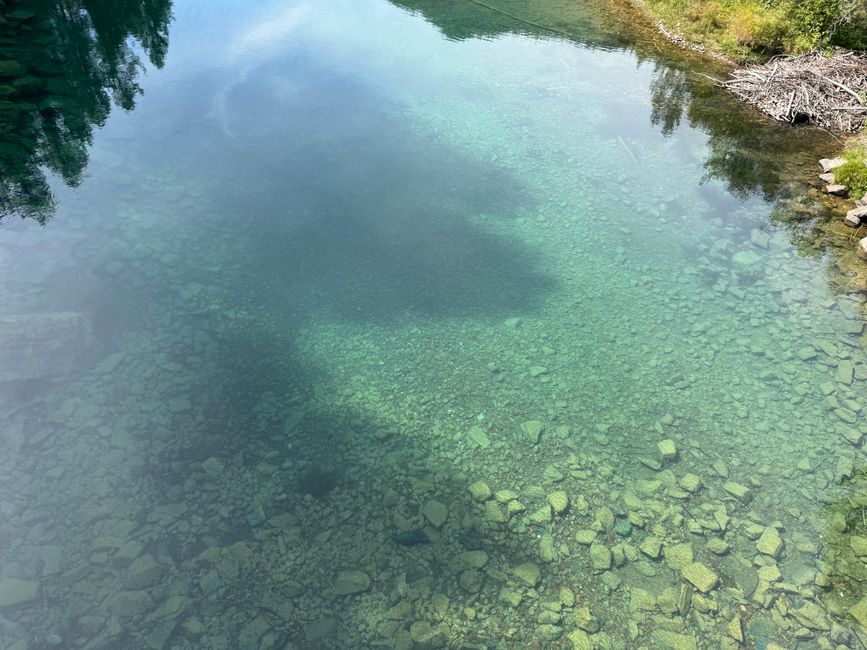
[{"xmin": 720, "ymin": 51, "xmax": 867, "ymax": 132}]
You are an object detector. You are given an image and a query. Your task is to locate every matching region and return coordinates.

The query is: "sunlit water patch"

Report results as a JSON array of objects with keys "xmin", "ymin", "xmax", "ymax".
[{"xmin": 0, "ymin": 0, "xmax": 864, "ymax": 649}]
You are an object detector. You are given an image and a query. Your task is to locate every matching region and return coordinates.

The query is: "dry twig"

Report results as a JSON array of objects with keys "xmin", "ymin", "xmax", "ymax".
[{"xmin": 721, "ymin": 51, "xmax": 867, "ymax": 132}]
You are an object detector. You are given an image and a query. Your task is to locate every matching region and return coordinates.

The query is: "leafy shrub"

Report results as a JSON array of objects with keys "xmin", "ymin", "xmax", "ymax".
[{"xmin": 835, "ymin": 148, "xmax": 867, "ymax": 197}]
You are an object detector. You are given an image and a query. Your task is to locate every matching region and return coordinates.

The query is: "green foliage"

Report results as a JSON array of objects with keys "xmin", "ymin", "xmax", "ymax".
[
  {"xmin": 646, "ymin": 0, "xmax": 866, "ymax": 58},
  {"xmin": 835, "ymin": 148, "xmax": 867, "ymax": 197}
]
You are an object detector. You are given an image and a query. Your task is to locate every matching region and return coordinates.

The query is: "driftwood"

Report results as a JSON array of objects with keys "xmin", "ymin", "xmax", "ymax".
[{"xmin": 721, "ymin": 51, "xmax": 867, "ymax": 132}]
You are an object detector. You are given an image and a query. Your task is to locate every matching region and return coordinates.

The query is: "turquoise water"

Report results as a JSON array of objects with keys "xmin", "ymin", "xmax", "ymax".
[{"xmin": 1, "ymin": 0, "xmax": 866, "ymax": 648}]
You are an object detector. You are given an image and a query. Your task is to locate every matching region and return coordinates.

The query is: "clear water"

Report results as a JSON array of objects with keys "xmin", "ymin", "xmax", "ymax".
[{"xmin": 1, "ymin": 0, "xmax": 865, "ymax": 649}]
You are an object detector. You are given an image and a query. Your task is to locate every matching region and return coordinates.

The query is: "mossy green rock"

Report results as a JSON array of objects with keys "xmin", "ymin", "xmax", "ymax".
[
  {"xmin": 568, "ymin": 629, "xmax": 593, "ymax": 650},
  {"xmin": 589, "ymin": 543, "xmax": 611, "ymax": 572},
  {"xmin": 658, "ymin": 439, "xmax": 677, "ymax": 462},
  {"xmin": 499, "ymin": 587, "xmax": 522, "ymax": 607},
  {"xmin": 513, "ymin": 562, "xmax": 541, "ymax": 587},
  {"xmin": 421, "ymin": 500, "xmax": 448, "ymax": 528},
  {"xmin": 520, "ymin": 420, "xmax": 544, "ymax": 443},
  {"xmin": 681, "ymin": 562, "xmax": 719, "ymax": 593},
  {"xmin": 528, "ymin": 504, "xmax": 552, "ymax": 524},
  {"xmin": 678, "ymin": 473, "xmax": 702, "ymax": 493},
  {"xmin": 575, "ymin": 529, "xmax": 597, "ymax": 545},
  {"xmin": 466, "ymin": 425, "xmax": 490, "ymax": 448},
  {"xmin": 333, "ymin": 571, "xmax": 370, "ymax": 595},
  {"xmin": 664, "ymin": 543, "xmax": 694, "ymax": 569},
  {"xmin": 468, "ymin": 481, "xmax": 492, "ymax": 502},
  {"xmin": 756, "ymin": 527, "xmax": 784, "ymax": 558},
  {"xmin": 790, "ymin": 600, "xmax": 830, "ymax": 631},
  {"xmin": 850, "ymin": 535, "xmax": 867, "ymax": 556},
  {"xmin": 535, "ymin": 624, "xmax": 561, "ymax": 641},
  {"xmin": 849, "ymin": 595, "xmax": 867, "ymax": 629},
  {"xmin": 546, "ymin": 490, "xmax": 569, "ymax": 514},
  {"xmin": 652, "ymin": 630, "xmax": 697, "ymax": 650},
  {"xmin": 723, "ymin": 482, "xmax": 752, "ymax": 502},
  {"xmin": 539, "ymin": 533, "xmax": 557, "ymax": 563},
  {"xmin": 639, "ymin": 536, "xmax": 663, "ymax": 559}
]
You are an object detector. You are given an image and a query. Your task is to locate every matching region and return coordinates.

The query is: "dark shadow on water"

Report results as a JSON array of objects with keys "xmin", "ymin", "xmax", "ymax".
[{"xmin": 191, "ymin": 54, "xmax": 555, "ymax": 323}]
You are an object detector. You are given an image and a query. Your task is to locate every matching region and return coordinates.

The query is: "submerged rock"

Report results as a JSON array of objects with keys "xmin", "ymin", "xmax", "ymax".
[
  {"xmin": 333, "ymin": 571, "xmax": 370, "ymax": 595},
  {"xmin": 0, "ymin": 579, "xmax": 39, "ymax": 609},
  {"xmin": 681, "ymin": 562, "xmax": 719, "ymax": 593}
]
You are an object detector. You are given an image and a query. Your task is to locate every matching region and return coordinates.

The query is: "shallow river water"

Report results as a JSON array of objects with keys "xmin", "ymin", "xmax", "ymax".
[{"xmin": 1, "ymin": 0, "xmax": 866, "ymax": 648}]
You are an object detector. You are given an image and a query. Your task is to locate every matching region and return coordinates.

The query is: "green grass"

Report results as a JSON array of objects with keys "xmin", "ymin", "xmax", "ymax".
[
  {"xmin": 642, "ymin": 0, "xmax": 867, "ymax": 59},
  {"xmin": 835, "ymin": 147, "xmax": 867, "ymax": 197}
]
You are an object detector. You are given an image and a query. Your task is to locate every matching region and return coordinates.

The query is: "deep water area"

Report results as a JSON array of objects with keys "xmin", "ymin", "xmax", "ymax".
[{"xmin": 0, "ymin": 0, "xmax": 866, "ymax": 648}]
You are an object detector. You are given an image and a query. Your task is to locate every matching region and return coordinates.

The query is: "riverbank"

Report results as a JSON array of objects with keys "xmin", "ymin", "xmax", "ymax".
[{"xmin": 630, "ymin": 0, "xmax": 867, "ymax": 61}]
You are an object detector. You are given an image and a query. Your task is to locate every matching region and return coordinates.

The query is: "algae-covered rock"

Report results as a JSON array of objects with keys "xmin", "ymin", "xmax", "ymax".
[
  {"xmin": 513, "ymin": 562, "xmax": 541, "ymax": 587},
  {"xmin": 678, "ymin": 473, "xmax": 702, "ymax": 493},
  {"xmin": 630, "ymin": 588, "xmax": 656, "ymax": 611},
  {"xmin": 499, "ymin": 587, "xmax": 522, "ymax": 607},
  {"xmin": 539, "ymin": 533, "xmax": 557, "ymax": 563},
  {"xmin": 466, "ymin": 425, "xmax": 490, "ymax": 448},
  {"xmin": 333, "ymin": 571, "xmax": 370, "ymax": 595},
  {"xmin": 589, "ymin": 543, "xmax": 611, "ymax": 572},
  {"xmin": 639, "ymin": 536, "xmax": 663, "ymax": 559},
  {"xmin": 451, "ymin": 551, "xmax": 488, "ymax": 572},
  {"xmin": 534, "ymin": 624, "xmax": 561, "ymax": 641},
  {"xmin": 575, "ymin": 529, "xmax": 597, "ymax": 545},
  {"xmin": 726, "ymin": 616, "xmax": 744, "ymax": 642},
  {"xmin": 664, "ymin": 543, "xmax": 694, "ymax": 570},
  {"xmin": 468, "ymin": 481, "xmax": 492, "ymax": 502},
  {"xmin": 652, "ymin": 630, "xmax": 698, "ymax": 650},
  {"xmin": 422, "ymin": 500, "xmax": 448, "ymax": 528},
  {"xmin": 520, "ymin": 420, "xmax": 544, "ymax": 444},
  {"xmin": 681, "ymin": 562, "xmax": 719, "ymax": 593},
  {"xmin": 410, "ymin": 621, "xmax": 446, "ymax": 650},
  {"xmin": 789, "ymin": 600, "xmax": 830, "ymax": 631},
  {"xmin": 568, "ymin": 629, "xmax": 593, "ymax": 650},
  {"xmin": 850, "ymin": 535, "xmax": 867, "ymax": 556},
  {"xmin": 658, "ymin": 439, "xmax": 678, "ymax": 462},
  {"xmin": 756, "ymin": 527, "xmax": 784, "ymax": 558},
  {"xmin": 484, "ymin": 501, "xmax": 507, "ymax": 523},
  {"xmin": 849, "ymin": 595, "xmax": 867, "ymax": 629},
  {"xmin": 706, "ymin": 538, "xmax": 730, "ymax": 555},
  {"xmin": 528, "ymin": 505, "xmax": 552, "ymax": 524},
  {"xmin": 546, "ymin": 490, "xmax": 569, "ymax": 514},
  {"xmin": 459, "ymin": 569, "xmax": 483, "ymax": 593},
  {"xmin": 722, "ymin": 482, "xmax": 752, "ymax": 502}
]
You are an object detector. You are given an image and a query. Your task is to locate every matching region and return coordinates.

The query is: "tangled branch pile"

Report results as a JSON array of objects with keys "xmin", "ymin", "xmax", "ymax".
[{"xmin": 721, "ymin": 51, "xmax": 867, "ymax": 132}]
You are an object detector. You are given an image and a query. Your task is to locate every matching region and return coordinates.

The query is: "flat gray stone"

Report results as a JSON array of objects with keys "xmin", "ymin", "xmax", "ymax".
[
  {"xmin": 819, "ymin": 157, "xmax": 845, "ymax": 173},
  {"xmin": 0, "ymin": 579, "xmax": 39, "ymax": 609}
]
